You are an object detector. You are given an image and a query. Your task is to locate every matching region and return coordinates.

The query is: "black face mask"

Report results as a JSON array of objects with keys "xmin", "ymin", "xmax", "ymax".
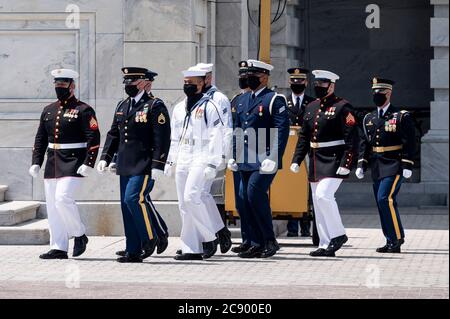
[
  {"xmin": 247, "ymin": 75, "xmax": 261, "ymax": 91},
  {"xmin": 373, "ymin": 92, "xmax": 387, "ymax": 107},
  {"xmin": 314, "ymin": 86, "xmax": 329, "ymax": 99},
  {"xmin": 55, "ymin": 87, "xmax": 71, "ymax": 101},
  {"xmin": 125, "ymin": 85, "xmax": 139, "ymax": 97},
  {"xmin": 239, "ymin": 77, "xmax": 249, "ymax": 90},
  {"xmin": 291, "ymin": 84, "xmax": 306, "ymax": 95},
  {"xmin": 183, "ymin": 84, "xmax": 199, "ymax": 97}
]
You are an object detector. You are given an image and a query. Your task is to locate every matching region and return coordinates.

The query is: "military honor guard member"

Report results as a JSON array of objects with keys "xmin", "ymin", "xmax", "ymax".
[
  {"xmin": 190, "ymin": 63, "xmax": 233, "ymax": 256},
  {"xmin": 290, "ymin": 70, "xmax": 358, "ymax": 257},
  {"xmin": 285, "ymin": 67, "xmax": 316, "ymax": 238},
  {"xmin": 229, "ymin": 61, "xmax": 254, "ymax": 254},
  {"xmin": 97, "ymin": 67, "xmax": 171, "ymax": 263},
  {"xmin": 228, "ymin": 59, "xmax": 290, "ymax": 258},
  {"xmin": 164, "ymin": 67, "xmax": 226, "ymax": 260},
  {"xmin": 356, "ymin": 77, "xmax": 416, "ymax": 253},
  {"xmin": 30, "ymin": 68, "xmax": 100, "ymax": 259}
]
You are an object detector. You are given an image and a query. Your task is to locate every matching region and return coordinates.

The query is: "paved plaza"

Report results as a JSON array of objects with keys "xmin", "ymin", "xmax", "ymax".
[{"xmin": 0, "ymin": 213, "xmax": 448, "ymax": 299}]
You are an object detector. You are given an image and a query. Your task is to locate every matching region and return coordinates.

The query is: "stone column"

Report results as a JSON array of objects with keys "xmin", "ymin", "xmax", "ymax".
[{"xmin": 421, "ymin": 0, "xmax": 449, "ymax": 204}]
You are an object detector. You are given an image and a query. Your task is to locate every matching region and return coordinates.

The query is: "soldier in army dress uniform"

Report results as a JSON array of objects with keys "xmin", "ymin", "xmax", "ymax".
[
  {"xmin": 285, "ymin": 67, "xmax": 316, "ymax": 237},
  {"xmin": 97, "ymin": 67, "xmax": 171, "ymax": 263},
  {"xmin": 30, "ymin": 68, "xmax": 100, "ymax": 259},
  {"xmin": 356, "ymin": 78, "xmax": 416, "ymax": 254}
]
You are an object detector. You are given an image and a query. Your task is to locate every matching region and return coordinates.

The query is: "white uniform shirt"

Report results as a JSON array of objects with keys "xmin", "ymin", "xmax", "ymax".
[
  {"xmin": 205, "ymin": 86, "xmax": 233, "ymax": 163},
  {"xmin": 167, "ymin": 95, "xmax": 225, "ymax": 168}
]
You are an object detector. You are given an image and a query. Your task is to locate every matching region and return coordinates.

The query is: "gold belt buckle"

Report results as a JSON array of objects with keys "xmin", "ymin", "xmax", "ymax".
[
  {"xmin": 53, "ymin": 143, "xmax": 61, "ymax": 150},
  {"xmin": 310, "ymin": 142, "xmax": 319, "ymax": 148}
]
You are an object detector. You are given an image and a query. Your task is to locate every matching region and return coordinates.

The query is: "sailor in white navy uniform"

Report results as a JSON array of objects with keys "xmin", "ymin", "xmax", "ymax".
[
  {"xmin": 189, "ymin": 63, "xmax": 232, "ymax": 257},
  {"xmin": 30, "ymin": 68, "xmax": 100, "ymax": 259},
  {"xmin": 165, "ymin": 67, "xmax": 226, "ymax": 260}
]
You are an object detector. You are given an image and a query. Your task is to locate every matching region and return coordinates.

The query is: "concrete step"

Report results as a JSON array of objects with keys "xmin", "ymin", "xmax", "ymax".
[
  {"xmin": 0, "ymin": 201, "xmax": 40, "ymax": 226},
  {"xmin": 0, "ymin": 185, "xmax": 7, "ymax": 202},
  {"xmin": 0, "ymin": 219, "xmax": 49, "ymax": 245}
]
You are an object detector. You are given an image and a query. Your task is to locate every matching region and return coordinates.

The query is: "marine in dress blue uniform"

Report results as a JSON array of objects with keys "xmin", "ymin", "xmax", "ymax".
[
  {"xmin": 291, "ymin": 70, "xmax": 358, "ymax": 257},
  {"xmin": 356, "ymin": 78, "xmax": 416, "ymax": 253},
  {"xmin": 98, "ymin": 67, "xmax": 171, "ymax": 263},
  {"xmin": 30, "ymin": 68, "xmax": 100, "ymax": 260},
  {"xmin": 228, "ymin": 59, "xmax": 290, "ymax": 258}
]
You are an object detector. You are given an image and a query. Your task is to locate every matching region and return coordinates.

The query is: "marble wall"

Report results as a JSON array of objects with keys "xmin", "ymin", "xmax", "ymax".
[
  {"xmin": 0, "ymin": 0, "xmax": 209, "ymax": 202},
  {"xmin": 421, "ymin": 0, "xmax": 449, "ymax": 196}
]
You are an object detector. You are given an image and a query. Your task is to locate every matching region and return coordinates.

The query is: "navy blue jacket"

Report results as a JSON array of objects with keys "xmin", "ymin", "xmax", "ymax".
[{"xmin": 233, "ymin": 88, "xmax": 290, "ymax": 171}]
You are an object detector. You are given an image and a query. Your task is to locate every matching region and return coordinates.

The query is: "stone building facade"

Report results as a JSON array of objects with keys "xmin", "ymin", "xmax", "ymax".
[{"xmin": 0, "ymin": 0, "xmax": 447, "ymax": 236}]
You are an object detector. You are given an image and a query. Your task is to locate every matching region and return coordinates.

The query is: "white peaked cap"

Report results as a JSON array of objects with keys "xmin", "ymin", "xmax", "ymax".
[
  {"xmin": 312, "ymin": 70, "xmax": 340, "ymax": 83},
  {"xmin": 247, "ymin": 59, "xmax": 274, "ymax": 72},
  {"xmin": 51, "ymin": 68, "xmax": 79, "ymax": 79},
  {"xmin": 195, "ymin": 63, "xmax": 214, "ymax": 73}
]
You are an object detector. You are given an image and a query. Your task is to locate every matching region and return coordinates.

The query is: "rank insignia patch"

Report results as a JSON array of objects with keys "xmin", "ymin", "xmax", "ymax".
[
  {"xmin": 89, "ymin": 117, "xmax": 99, "ymax": 130},
  {"xmin": 158, "ymin": 113, "xmax": 166, "ymax": 124}
]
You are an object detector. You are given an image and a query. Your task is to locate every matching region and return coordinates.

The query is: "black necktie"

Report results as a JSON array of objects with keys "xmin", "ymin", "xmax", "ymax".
[
  {"xmin": 130, "ymin": 99, "xmax": 136, "ymax": 112},
  {"xmin": 252, "ymin": 93, "xmax": 256, "ymax": 100},
  {"xmin": 379, "ymin": 109, "xmax": 383, "ymax": 119},
  {"xmin": 296, "ymin": 97, "xmax": 301, "ymax": 109}
]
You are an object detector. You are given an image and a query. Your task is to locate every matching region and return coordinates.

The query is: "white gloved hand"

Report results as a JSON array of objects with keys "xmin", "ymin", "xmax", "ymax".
[
  {"xmin": 97, "ymin": 160, "xmax": 108, "ymax": 174},
  {"xmin": 227, "ymin": 159, "xmax": 238, "ymax": 172},
  {"xmin": 29, "ymin": 165, "xmax": 40, "ymax": 178},
  {"xmin": 336, "ymin": 167, "xmax": 351, "ymax": 176},
  {"xmin": 108, "ymin": 162, "xmax": 117, "ymax": 174},
  {"xmin": 355, "ymin": 168, "xmax": 365, "ymax": 179},
  {"xmin": 260, "ymin": 159, "xmax": 277, "ymax": 174},
  {"xmin": 164, "ymin": 163, "xmax": 174, "ymax": 177},
  {"xmin": 77, "ymin": 164, "xmax": 92, "ymax": 177},
  {"xmin": 290, "ymin": 163, "xmax": 300, "ymax": 174},
  {"xmin": 151, "ymin": 168, "xmax": 164, "ymax": 183},
  {"xmin": 403, "ymin": 169, "xmax": 412, "ymax": 179},
  {"xmin": 204, "ymin": 167, "xmax": 217, "ymax": 180}
]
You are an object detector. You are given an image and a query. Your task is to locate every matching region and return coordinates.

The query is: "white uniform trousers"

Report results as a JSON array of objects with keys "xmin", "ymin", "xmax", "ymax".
[
  {"xmin": 44, "ymin": 177, "xmax": 86, "ymax": 252},
  {"xmin": 202, "ymin": 178, "xmax": 225, "ymax": 234},
  {"xmin": 310, "ymin": 178, "xmax": 346, "ymax": 249},
  {"xmin": 175, "ymin": 165, "xmax": 217, "ymax": 254}
]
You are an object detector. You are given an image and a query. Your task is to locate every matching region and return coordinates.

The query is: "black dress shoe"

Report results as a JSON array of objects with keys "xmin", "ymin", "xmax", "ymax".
[
  {"xmin": 202, "ymin": 240, "xmax": 218, "ymax": 259},
  {"xmin": 386, "ymin": 241, "xmax": 403, "ymax": 253},
  {"xmin": 238, "ymin": 246, "xmax": 263, "ymax": 259},
  {"xmin": 217, "ymin": 227, "xmax": 232, "ymax": 254},
  {"xmin": 174, "ymin": 253, "xmax": 203, "ymax": 261},
  {"xmin": 326, "ymin": 235, "xmax": 348, "ymax": 253},
  {"xmin": 309, "ymin": 248, "xmax": 334, "ymax": 257},
  {"xmin": 115, "ymin": 250, "xmax": 127, "ymax": 257},
  {"xmin": 287, "ymin": 232, "xmax": 299, "ymax": 237},
  {"xmin": 141, "ymin": 239, "xmax": 157, "ymax": 259},
  {"xmin": 261, "ymin": 241, "xmax": 278, "ymax": 258},
  {"xmin": 117, "ymin": 253, "xmax": 143, "ymax": 263},
  {"xmin": 156, "ymin": 235, "xmax": 169, "ymax": 255},
  {"xmin": 377, "ymin": 239, "xmax": 404, "ymax": 253},
  {"xmin": 300, "ymin": 230, "xmax": 311, "ymax": 237},
  {"xmin": 231, "ymin": 243, "xmax": 251, "ymax": 254},
  {"xmin": 300, "ymin": 219, "xmax": 311, "ymax": 237},
  {"xmin": 39, "ymin": 249, "xmax": 68, "ymax": 260},
  {"xmin": 73, "ymin": 234, "xmax": 89, "ymax": 257}
]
